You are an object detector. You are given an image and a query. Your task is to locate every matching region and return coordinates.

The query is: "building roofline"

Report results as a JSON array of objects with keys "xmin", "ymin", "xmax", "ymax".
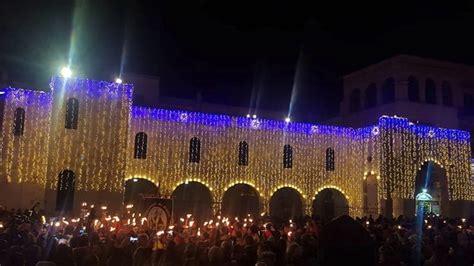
[{"xmin": 343, "ymin": 54, "xmax": 474, "ymax": 79}]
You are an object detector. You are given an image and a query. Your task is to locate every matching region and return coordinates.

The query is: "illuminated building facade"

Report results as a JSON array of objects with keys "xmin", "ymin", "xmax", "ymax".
[{"xmin": 0, "ymin": 76, "xmax": 472, "ymax": 219}]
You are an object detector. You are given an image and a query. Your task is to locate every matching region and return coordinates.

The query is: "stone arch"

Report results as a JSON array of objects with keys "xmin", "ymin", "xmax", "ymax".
[
  {"xmin": 365, "ymin": 83, "xmax": 377, "ymax": 108},
  {"xmin": 363, "ymin": 173, "xmax": 379, "ymax": 216},
  {"xmin": 425, "ymin": 78, "xmax": 437, "ymax": 104},
  {"xmin": 407, "ymin": 76, "xmax": 420, "ymax": 102},
  {"xmin": 349, "ymin": 89, "xmax": 361, "ymax": 112},
  {"xmin": 222, "ymin": 183, "xmax": 261, "ymax": 218},
  {"xmin": 414, "ymin": 161, "xmax": 449, "ymax": 215},
  {"xmin": 312, "ymin": 187, "xmax": 349, "ymax": 223},
  {"xmin": 269, "ymin": 187, "xmax": 304, "ymax": 221},
  {"xmin": 123, "ymin": 178, "xmax": 158, "ymax": 211},
  {"xmin": 382, "ymin": 77, "xmax": 395, "ymax": 104},
  {"xmin": 172, "ymin": 181, "xmax": 213, "ymax": 222}
]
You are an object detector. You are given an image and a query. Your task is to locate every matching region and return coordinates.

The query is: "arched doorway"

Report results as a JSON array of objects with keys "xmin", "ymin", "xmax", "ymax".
[
  {"xmin": 269, "ymin": 187, "xmax": 303, "ymax": 222},
  {"xmin": 363, "ymin": 174, "xmax": 378, "ymax": 216},
  {"xmin": 414, "ymin": 162, "xmax": 448, "ymax": 215},
  {"xmin": 222, "ymin": 184, "xmax": 260, "ymax": 218},
  {"xmin": 56, "ymin": 169, "xmax": 76, "ymax": 212},
  {"xmin": 124, "ymin": 178, "xmax": 158, "ymax": 211},
  {"xmin": 171, "ymin": 182, "xmax": 213, "ymax": 222},
  {"xmin": 312, "ymin": 188, "xmax": 349, "ymax": 223}
]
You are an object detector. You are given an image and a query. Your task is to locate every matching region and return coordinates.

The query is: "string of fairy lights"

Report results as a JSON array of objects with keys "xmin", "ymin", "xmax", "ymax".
[
  {"xmin": 45, "ymin": 77, "xmax": 132, "ymax": 192},
  {"xmin": 377, "ymin": 116, "xmax": 472, "ymax": 201},
  {"xmin": 127, "ymin": 107, "xmax": 365, "ymax": 216},
  {"xmin": 0, "ymin": 89, "xmax": 51, "ymax": 185},
  {"xmin": 0, "ymin": 77, "xmax": 472, "ymax": 217}
]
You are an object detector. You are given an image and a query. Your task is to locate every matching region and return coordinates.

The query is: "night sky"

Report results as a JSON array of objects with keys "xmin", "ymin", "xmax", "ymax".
[{"xmin": 1, "ymin": 1, "xmax": 474, "ymax": 121}]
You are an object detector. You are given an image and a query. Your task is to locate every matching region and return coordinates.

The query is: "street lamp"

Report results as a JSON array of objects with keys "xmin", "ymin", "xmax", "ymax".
[{"xmin": 60, "ymin": 67, "xmax": 72, "ymax": 78}]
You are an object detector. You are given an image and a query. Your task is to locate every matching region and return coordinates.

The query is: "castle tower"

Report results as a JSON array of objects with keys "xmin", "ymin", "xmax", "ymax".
[{"xmin": 43, "ymin": 77, "xmax": 133, "ymax": 213}]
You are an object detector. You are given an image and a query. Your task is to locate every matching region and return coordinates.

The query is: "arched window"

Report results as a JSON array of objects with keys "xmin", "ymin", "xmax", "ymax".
[
  {"xmin": 407, "ymin": 76, "xmax": 420, "ymax": 102},
  {"xmin": 283, "ymin": 144, "xmax": 293, "ymax": 168},
  {"xmin": 189, "ymin": 137, "xmax": 201, "ymax": 163},
  {"xmin": 442, "ymin": 81, "xmax": 453, "ymax": 106},
  {"xmin": 238, "ymin": 141, "xmax": 249, "ymax": 166},
  {"xmin": 425, "ymin": 79, "xmax": 437, "ymax": 104},
  {"xmin": 13, "ymin": 107, "xmax": 25, "ymax": 136},
  {"xmin": 365, "ymin": 83, "xmax": 377, "ymax": 108},
  {"xmin": 349, "ymin": 89, "xmax": 361, "ymax": 112},
  {"xmin": 326, "ymin": 148, "xmax": 335, "ymax": 171},
  {"xmin": 382, "ymin": 78, "xmax": 395, "ymax": 104},
  {"xmin": 134, "ymin": 132, "xmax": 148, "ymax": 159},
  {"xmin": 56, "ymin": 169, "xmax": 76, "ymax": 212},
  {"xmin": 65, "ymin": 98, "xmax": 79, "ymax": 129}
]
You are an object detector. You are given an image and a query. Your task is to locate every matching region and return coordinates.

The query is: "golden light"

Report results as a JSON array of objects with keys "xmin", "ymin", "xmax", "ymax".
[{"xmin": 1, "ymin": 76, "xmax": 471, "ymax": 221}]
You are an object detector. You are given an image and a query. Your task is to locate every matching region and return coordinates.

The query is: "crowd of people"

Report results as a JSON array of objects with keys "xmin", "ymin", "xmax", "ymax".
[{"xmin": 0, "ymin": 205, "xmax": 472, "ymax": 266}]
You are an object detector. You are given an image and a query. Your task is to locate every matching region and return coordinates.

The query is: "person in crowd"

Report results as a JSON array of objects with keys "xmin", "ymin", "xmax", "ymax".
[{"xmin": 0, "ymin": 205, "xmax": 472, "ymax": 266}]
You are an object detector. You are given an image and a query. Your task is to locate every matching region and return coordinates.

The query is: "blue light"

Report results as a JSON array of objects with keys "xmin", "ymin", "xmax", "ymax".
[
  {"xmin": 50, "ymin": 76, "xmax": 134, "ymax": 100},
  {"xmin": 129, "ymin": 101, "xmax": 470, "ymax": 140},
  {"xmin": 1, "ymin": 76, "xmax": 470, "ymax": 143},
  {"xmin": 378, "ymin": 116, "xmax": 469, "ymax": 143}
]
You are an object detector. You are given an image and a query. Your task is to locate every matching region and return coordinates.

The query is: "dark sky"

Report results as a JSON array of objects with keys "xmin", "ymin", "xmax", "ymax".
[{"xmin": 1, "ymin": 1, "xmax": 474, "ymax": 121}]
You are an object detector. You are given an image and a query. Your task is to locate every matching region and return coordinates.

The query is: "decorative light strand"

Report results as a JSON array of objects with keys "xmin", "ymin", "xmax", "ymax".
[{"xmin": 0, "ymin": 77, "xmax": 471, "ymax": 217}]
